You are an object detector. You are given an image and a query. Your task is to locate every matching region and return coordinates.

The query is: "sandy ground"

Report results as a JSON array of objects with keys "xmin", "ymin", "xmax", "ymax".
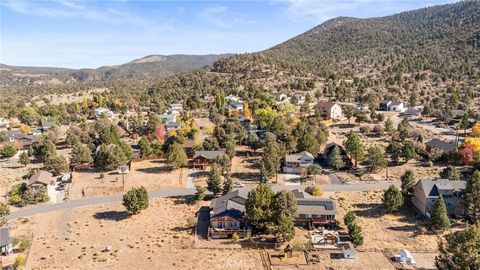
[
  {"xmin": 230, "ymin": 146, "xmax": 261, "ymax": 185},
  {"xmin": 12, "ymin": 198, "xmax": 263, "ymax": 270},
  {"xmin": 70, "ymin": 160, "xmax": 186, "ymax": 199},
  {"xmin": 336, "ymin": 190, "xmax": 440, "ymax": 251}
]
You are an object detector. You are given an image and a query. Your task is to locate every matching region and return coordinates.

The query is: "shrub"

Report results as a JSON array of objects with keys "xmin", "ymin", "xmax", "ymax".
[
  {"xmin": 14, "ymin": 254, "xmax": 26, "ymax": 270},
  {"xmin": 122, "ymin": 186, "xmax": 149, "ymax": 215},
  {"xmin": 305, "ymin": 186, "xmax": 323, "ymax": 197},
  {"xmin": 231, "ymin": 232, "xmax": 240, "ymax": 243}
]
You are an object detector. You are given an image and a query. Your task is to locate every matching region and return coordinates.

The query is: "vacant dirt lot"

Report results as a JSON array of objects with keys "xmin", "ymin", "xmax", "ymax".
[
  {"xmin": 70, "ymin": 160, "xmax": 186, "ymax": 199},
  {"xmin": 230, "ymin": 146, "xmax": 261, "ymax": 184},
  {"xmin": 336, "ymin": 190, "xmax": 440, "ymax": 251},
  {"xmin": 13, "ymin": 198, "xmax": 263, "ymax": 270}
]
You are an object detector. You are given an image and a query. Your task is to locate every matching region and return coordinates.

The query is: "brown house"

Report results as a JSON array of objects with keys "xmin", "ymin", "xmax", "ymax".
[
  {"xmin": 192, "ymin": 150, "xmax": 225, "ymax": 169},
  {"xmin": 412, "ymin": 179, "xmax": 466, "ymax": 218},
  {"xmin": 27, "ymin": 170, "xmax": 53, "ymax": 190},
  {"xmin": 209, "ymin": 190, "xmax": 251, "ymax": 239}
]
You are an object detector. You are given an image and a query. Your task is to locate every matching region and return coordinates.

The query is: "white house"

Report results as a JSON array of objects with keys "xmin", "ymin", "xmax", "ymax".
[
  {"xmin": 283, "ymin": 151, "xmax": 315, "ymax": 174},
  {"xmin": 160, "ymin": 113, "xmax": 177, "ymax": 124},
  {"xmin": 94, "ymin": 107, "xmax": 114, "ymax": 118},
  {"xmin": 226, "ymin": 94, "xmax": 242, "ymax": 103},
  {"xmin": 0, "ymin": 118, "xmax": 9, "ymax": 128},
  {"xmin": 388, "ymin": 102, "xmax": 406, "ymax": 112},
  {"xmin": 169, "ymin": 103, "xmax": 183, "ymax": 112},
  {"xmin": 272, "ymin": 93, "xmax": 288, "ymax": 102}
]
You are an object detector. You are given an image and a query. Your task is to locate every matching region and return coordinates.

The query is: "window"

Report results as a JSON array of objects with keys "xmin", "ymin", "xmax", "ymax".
[{"xmin": 218, "ymin": 221, "xmax": 224, "ymax": 228}]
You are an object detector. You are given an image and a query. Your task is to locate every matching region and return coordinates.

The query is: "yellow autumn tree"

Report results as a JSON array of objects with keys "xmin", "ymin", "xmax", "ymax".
[
  {"xmin": 19, "ymin": 124, "xmax": 32, "ymax": 134},
  {"xmin": 472, "ymin": 123, "xmax": 480, "ymax": 137},
  {"xmin": 243, "ymin": 103, "xmax": 252, "ymax": 119}
]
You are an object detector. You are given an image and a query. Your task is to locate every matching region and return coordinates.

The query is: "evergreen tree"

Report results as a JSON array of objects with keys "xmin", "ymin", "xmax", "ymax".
[
  {"xmin": 138, "ymin": 136, "xmax": 152, "ymax": 157},
  {"xmin": 327, "ymin": 145, "xmax": 345, "ymax": 171},
  {"xmin": 71, "ymin": 143, "xmax": 93, "ymax": 166},
  {"xmin": 349, "ymin": 223, "xmax": 364, "ymax": 246},
  {"xmin": 431, "ymin": 195, "xmax": 451, "ymax": 230},
  {"xmin": 400, "ymin": 170, "xmax": 415, "ymax": 197},
  {"xmin": 385, "ymin": 117, "xmax": 394, "ymax": 134},
  {"xmin": 435, "ymin": 224, "xmax": 480, "ymax": 270},
  {"xmin": 402, "ymin": 142, "xmax": 417, "ymax": 162},
  {"xmin": 397, "ymin": 117, "xmax": 411, "ymax": 141},
  {"xmin": 271, "ymin": 190, "xmax": 297, "ymax": 242},
  {"xmin": 344, "ymin": 211, "xmax": 356, "ymax": 226},
  {"xmin": 222, "ymin": 176, "xmax": 233, "ymax": 195},
  {"xmin": 44, "ymin": 156, "xmax": 68, "ymax": 175},
  {"xmin": 194, "ymin": 185, "xmax": 206, "ymax": 201},
  {"xmin": 464, "ymin": 171, "xmax": 480, "ymax": 218},
  {"xmin": 19, "ymin": 152, "xmax": 30, "ymax": 166},
  {"xmin": 345, "ymin": 131, "xmax": 364, "ymax": 167},
  {"xmin": 440, "ymin": 166, "xmax": 460, "ymax": 180},
  {"xmin": 383, "ymin": 185, "xmax": 404, "ymax": 212},
  {"xmin": 207, "ymin": 164, "xmax": 222, "ymax": 196},
  {"xmin": 165, "ymin": 141, "xmax": 188, "ymax": 169},
  {"xmin": 122, "ymin": 186, "xmax": 149, "ymax": 215},
  {"xmin": 366, "ymin": 146, "xmax": 387, "ymax": 172}
]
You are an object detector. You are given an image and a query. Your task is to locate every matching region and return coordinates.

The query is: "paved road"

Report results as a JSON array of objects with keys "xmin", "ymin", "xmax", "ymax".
[{"xmin": 8, "ymin": 181, "xmax": 400, "ymax": 220}]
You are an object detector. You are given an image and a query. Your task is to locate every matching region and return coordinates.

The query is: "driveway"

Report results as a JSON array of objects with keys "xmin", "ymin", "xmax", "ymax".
[
  {"xmin": 196, "ymin": 206, "xmax": 210, "ymax": 240},
  {"xmin": 186, "ymin": 169, "xmax": 197, "ymax": 189}
]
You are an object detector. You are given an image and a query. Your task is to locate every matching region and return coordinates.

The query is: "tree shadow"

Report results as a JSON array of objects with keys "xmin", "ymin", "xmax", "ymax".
[
  {"xmin": 135, "ymin": 166, "xmax": 171, "ymax": 174},
  {"xmin": 231, "ymin": 172, "xmax": 260, "ymax": 181},
  {"xmin": 352, "ymin": 203, "xmax": 385, "ymax": 218},
  {"xmin": 93, "ymin": 210, "xmax": 129, "ymax": 221}
]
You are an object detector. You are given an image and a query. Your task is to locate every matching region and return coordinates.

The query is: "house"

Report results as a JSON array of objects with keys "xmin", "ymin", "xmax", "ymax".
[
  {"xmin": 192, "ymin": 150, "xmax": 225, "ymax": 169},
  {"xmin": 229, "ymin": 102, "xmax": 244, "ymax": 114},
  {"xmin": 425, "ymin": 139, "xmax": 457, "ymax": 158},
  {"xmin": 341, "ymin": 242, "xmax": 356, "ymax": 259},
  {"xmin": 283, "ymin": 151, "xmax": 314, "ymax": 174},
  {"xmin": 27, "ymin": 170, "xmax": 53, "ymax": 190},
  {"xmin": 94, "ymin": 107, "xmax": 114, "ymax": 119},
  {"xmin": 355, "ymin": 103, "xmax": 370, "ymax": 112},
  {"xmin": 0, "ymin": 228, "xmax": 13, "ymax": 254},
  {"xmin": 272, "ymin": 93, "xmax": 288, "ymax": 102},
  {"xmin": 169, "ymin": 103, "xmax": 183, "ymax": 112},
  {"xmin": 0, "ymin": 118, "xmax": 9, "ymax": 128},
  {"xmin": 295, "ymin": 198, "xmax": 337, "ymax": 228},
  {"xmin": 209, "ymin": 189, "xmax": 251, "ymax": 239},
  {"xmin": 411, "ymin": 179, "xmax": 466, "ymax": 218},
  {"xmin": 7, "ymin": 131, "xmax": 38, "ymax": 150},
  {"xmin": 403, "ymin": 107, "xmax": 422, "ymax": 116},
  {"xmin": 315, "ymin": 102, "xmax": 343, "ymax": 120},
  {"xmin": 323, "ymin": 143, "xmax": 353, "ymax": 169},
  {"xmin": 209, "ymin": 189, "xmax": 337, "ymax": 238},
  {"xmin": 379, "ymin": 100, "xmax": 392, "ymax": 111},
  {"xmin": 183, "ymin": 140, "xmax": 195, "ymax": 158},
  {"xmin": 160, "ymin": 113, "xmax": 176, "ymax": 124},
  {"xmin": 31, "ymin": 129, "xmax": 42, "ymax": 136},
  {"xmin": 291, "ymin": 93, "xmax": 306, "ymax": 105},
  {"xmin": 165, "ymin": 121, "xmax": 180, "ymax": 131},
  {"xmin": 388, "ymin": 102, "xmax": 406, "ymax": 112},
  {"xmin": 226, "ymin": 95, "xmax": 242, "ymax": 103}
]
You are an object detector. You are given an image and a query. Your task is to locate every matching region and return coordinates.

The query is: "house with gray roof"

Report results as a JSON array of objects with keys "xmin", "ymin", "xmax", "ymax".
[
  {"xmin": 412, "ymin": 179, "xmax": 466, "ymax": 218},
  {"xmin": 208, "ymin": 189, "xmax": 338, "ymax": 239},
  {"xmin": 209, "ymin": 189, "xmax": 251, "ymax": 239},
  {"xmin": 0, "ymin": 228, "xmax": 13, "ymax": 254},
  {"xmin": 27, "ymin": 170, "xmax": 53, "ymax": 190},
  {"xmin": 283, "ymin": 151, "xmax": 315, "ymax": 174}
]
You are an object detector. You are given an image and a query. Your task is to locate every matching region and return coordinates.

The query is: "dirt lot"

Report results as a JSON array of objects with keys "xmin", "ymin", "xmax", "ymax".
[
  {"xmin": 11, "ymin": 198, "xmax": 263, "ymax": 270},
  {"xmin": 70, "ymin": 160, "xmax": 186, "ymax": 199},
  {"xmin": 230, "ymin": 146, "xmax": 261, "ymax": 185},
  {"xmin": 336, "ymin": 190, "xmax": 440, "ymax": 251}
]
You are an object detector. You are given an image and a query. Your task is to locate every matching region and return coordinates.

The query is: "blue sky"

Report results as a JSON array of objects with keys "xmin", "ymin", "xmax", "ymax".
[{"xmin": 0, "ymin": 0, "xmax": 456, "ymax": 68}]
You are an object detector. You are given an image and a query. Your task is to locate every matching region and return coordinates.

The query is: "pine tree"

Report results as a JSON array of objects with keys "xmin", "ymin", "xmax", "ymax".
[
  {"xmin": 165, "ymin": 141, "xmax": 188, "ymax": 169},
  {"xmin": 19, "ymin": 152, "xmax": 30, "ymax": 166},
  {"xmin": 383, "ymin": 185, "xmax": 404, "ymax": 212},
  {"xmin": 349, "ymin": 223, "xmax": 364, "ymax": 246},
  {"xmin": 245, "ymin": 184, "xmax": 275, "ymax": 231},
  {"xmin": 400, "ymin": 170, "xmax": 415, "ymax": 196},
  {"xmin": 327, "ymin": 145, "xmax": 345, "ymax": 171},
  {"xmin": 207, "ymin": 164, "xmax": 222, "ymax": 196},
  {"xmin": 122, "ymin": 186, "xmax": 149, "ymax": 215},
  {"xmin": 464, "ymin": 171, "xmax": 480, "ymax": 218},
  {"xmin": 430, "ymin": 195, "xmax": 451, "ymax": 230},
  {"xmin": 223, "ymin": 176, "xmax": 233, "ymax": 195},
  {"xmin": 345, "ymin": 131, "xmax": 364, "ymax": 167}
]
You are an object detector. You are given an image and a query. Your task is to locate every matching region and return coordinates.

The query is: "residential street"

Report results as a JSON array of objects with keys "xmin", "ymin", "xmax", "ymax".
[{"xmin": 8, "ymin": 181, "xmax": 400, "ymax": 220}]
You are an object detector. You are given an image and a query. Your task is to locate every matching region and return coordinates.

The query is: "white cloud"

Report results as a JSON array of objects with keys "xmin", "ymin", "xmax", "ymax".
[
  {"xmin": 199, "ymin": 6, "xmax": 230, "ymax": 28},
  {"xmin": 277, "ymin": 0, "xmax": 454, "ymax": 23}
]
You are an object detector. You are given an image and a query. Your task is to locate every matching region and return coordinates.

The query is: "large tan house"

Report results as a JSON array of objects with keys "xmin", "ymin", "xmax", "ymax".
[
  {"xmin": 412, "ymin": 179, "xmax": 466, "ymax": 218},
  {"xmin": 315, "ymin": 102, "xmax": 343, "ymax": 120}
]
